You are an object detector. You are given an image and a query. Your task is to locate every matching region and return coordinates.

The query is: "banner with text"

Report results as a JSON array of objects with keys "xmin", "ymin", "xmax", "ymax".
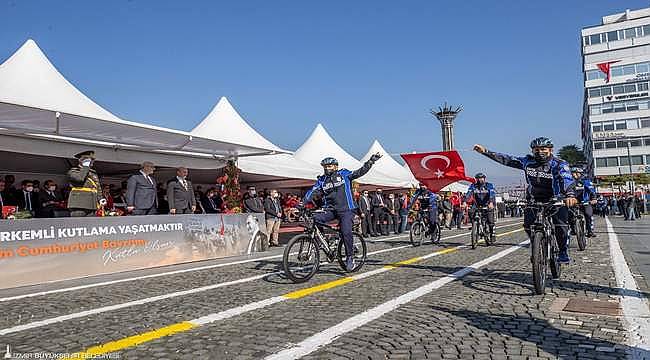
[{"xmin": 0, "ymin": 213, "xmax": 268, "ymax": 289}]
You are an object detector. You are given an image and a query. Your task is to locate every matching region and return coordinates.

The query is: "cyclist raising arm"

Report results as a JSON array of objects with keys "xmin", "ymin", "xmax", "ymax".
[
  {"xmin": 408, "ymin": 183, "xmax": 439, "ymax": 241},
  {"xmin": 303, "ymin": 153, "xmax": 381, "ymax": 271},
  {"xmin": 474, "ymin": 137, "xmax": 577, "ymax": 263},
  {"xmin": 465, "ymin": 173, "xmax": 497, "ymax": 242}
]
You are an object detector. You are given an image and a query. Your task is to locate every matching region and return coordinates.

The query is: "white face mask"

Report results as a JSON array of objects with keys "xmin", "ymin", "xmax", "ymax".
[
  {"xmin": 48, "ymin": 186, "xmax": 56, "ymax": 192},
  {"xmin": 81, "ymin": 159, "xmax": 92, "ymax": 167},
  {"xmin": 25, "ymin": 186, "xmax": 33, "ymax": 192}
]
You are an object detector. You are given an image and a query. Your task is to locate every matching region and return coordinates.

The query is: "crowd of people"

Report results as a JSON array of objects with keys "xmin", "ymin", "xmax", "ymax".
[{"xmin": 595, "ymin": 193, "xmax": 645, "ymax": 220}]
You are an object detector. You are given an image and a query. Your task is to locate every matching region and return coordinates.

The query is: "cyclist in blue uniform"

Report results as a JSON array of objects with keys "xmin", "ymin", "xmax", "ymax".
[
  {"xmin": 407, "ymin": 183, "xmax": 439, "ymax": 241},
  {"xmin": 570, "ymin": 166, "xmax": 598, "ymax": 237},
  {"xmin": 474, "ymin": 137, "xmax": 577, "ymax": 263},
  {"xmin": 465, "ymin": 173, "xmax": 497, "ymax": 242},
  {"xmin": 303, "ymin": 153, "xmax": 381, "ymax": 271}
]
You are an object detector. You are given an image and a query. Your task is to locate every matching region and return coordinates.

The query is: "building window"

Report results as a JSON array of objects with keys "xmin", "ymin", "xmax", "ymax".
[
  {"xmin": 641, "ymin": 118, "xmax": 650, "ymax": 128},
  {"xmin": 613, "ymin": 85, "xmax": 625, "ymax": 94},
  {"xmin": 644, "ymin": 24, "xmax": 650, "ymax": 36},
  {"xmin": 630, "ymin": 139, "xmax": 642, "ymax": 147},
  {"xmin": 638, "ymin": 63, "xmax": 650, "ymax": 73},
  {"xmin": 623, "ymin": 65, "xmax": 636, "ymax": 75},
  {"xmin": 631, "ymin": 155, "xmax": 644, "ymax": 165},
  {"xmin": 603, "ymin": 122, "xmax": 615, "ymax": 131},
  {"xmin": 625, "ymin": 28, "xmax": 637, "ymax": 39},
  {"xmin": 620, "ymin": 156, "xmax": 629, "ymax": 166},
  {"xmin": 639, "ymin": 83, "xmax": 649, "ymax": 91},
  {"xmin": 594, "ymin": 141, "xmax": 604, "ymax": 149},
  {"xmin": 590, "ymin": 34, "xmax": 602, "ymax": 44},
  {"xmin": 606, "ymin": 157, "xmax": 619, "ymax": 167},
  {"xmin": 605, "ymin": 141, "xmax": 617, "ymax": 149},
  {"xmin": 589, "ymin": 88, "xmax": 601, "ymax": 98},
  {"xmin": 611, "ymin": 67, "xmax": 624, "ymax": 77},
  {"xmin": 645, "ymin": 138, "xmax": 650, "ymax": 146},
  {"xmin": 595, "ymin": 158, "xmax": 607, "ymax": 167},
  {"xmin": 617, "ymin": 140, "xmax": 628, "ymax": 148},
  {"xmin": 592, "ymin": 123, "xmax": 603, "ymax": 132},
  {"xmin": 607, "ymin": 30, "xmax": 619, "ymax": 42},
  {"xmin": 615, "ymin": 120, "xmax": 627, "ymax": 130}
]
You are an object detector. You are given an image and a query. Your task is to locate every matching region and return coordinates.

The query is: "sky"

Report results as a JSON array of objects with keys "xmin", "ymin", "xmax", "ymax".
[{"xmin": 2, "ymin": 0, "xmax": 648, "ymax": 184}]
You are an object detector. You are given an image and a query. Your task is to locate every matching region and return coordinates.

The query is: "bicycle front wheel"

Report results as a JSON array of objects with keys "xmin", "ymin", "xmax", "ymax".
[
  {"xmin": 576, "ymin": 218, "xmax": 587, "ymax": 251},
  {"xmin": 410, "ymin": 221, "xmax": 426, "ymax": 247},
  {"xmin": 283, "ymin": 234, "xmax": 320, "ymax": 283},
  {"xmin": 471, "ymin": 221, "xmax": 479, "ymax": 249},
  {"xmin": 432, "ymin": 223, "xmax": 441, "ymax": 244},
  {"xmin": 531, "ymin": 231, "xmax": 547, "ymax": 295},
  {"xmin": 337, "ymin": 232, "xmax": 367, "ymax": 273}
]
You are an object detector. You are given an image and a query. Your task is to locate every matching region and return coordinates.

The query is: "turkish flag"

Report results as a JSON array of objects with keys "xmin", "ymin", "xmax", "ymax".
[
  {"xmin": 401, "ymin": 150, "xmax": 474, "ymax": 192},
  {"xmin": 596, "ymin": 61, "xmax": 620, "ymax": 83}
]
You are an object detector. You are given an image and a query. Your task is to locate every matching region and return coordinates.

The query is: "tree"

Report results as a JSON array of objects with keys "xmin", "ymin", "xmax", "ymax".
[{"xmin": 558, "ymin": 144, "xmax": 586, "ymax": 165}]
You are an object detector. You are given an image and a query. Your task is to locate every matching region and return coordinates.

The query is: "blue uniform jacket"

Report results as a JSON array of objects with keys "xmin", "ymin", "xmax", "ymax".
[
  {"xmin": 303, "ymin": 160, "xmax": 374, "ymax": 212},
  {"xmin": 481, "ymin": 152, "xmax": 575, "ymax": 201},
  {"xmin": 465, "ymin": 182, "xmax": 496, "ymax": 207},
  {"xmin": 575, "ymin": 177, "xmax": 597, "ymax": 203},
  {"xmin": 407, "ymin": 189, "xmax": 438, "ymax": 211}
]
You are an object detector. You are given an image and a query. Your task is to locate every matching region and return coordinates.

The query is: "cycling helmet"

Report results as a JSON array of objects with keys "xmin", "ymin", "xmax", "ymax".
[
  {"xmin": 474, "ymin": 172, "xmax": 486, "ymax": 179},
  {"xmin": 320, "ymin": 157, "xmax": 338, "ymax": 166},
  {"xmin": 530, "ymin": 137, "xmax": 554, "ymax": 148},
  {"xmin": 570, "ymin": 166, "xmax": 584, "ymax": 174}
]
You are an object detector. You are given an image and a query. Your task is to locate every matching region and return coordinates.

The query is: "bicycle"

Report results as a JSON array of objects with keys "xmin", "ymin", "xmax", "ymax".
[
  {"xmin": 409, "ymin": 209, "xmax": 441, "ymax": 247},
  {"xmin": 282, "ymin": 208, "xmax": 367, "ymax": 283},
  {"xmin": 569, "ymin": 202, "xmax": 588, "ymax": 251},
  {"xmin": 527, "ymin": 198, "xmax": 564, "ymax": 295},
  {"xmin": 470, "ymin": 206, "xmax": 493, "ymax": 249}
]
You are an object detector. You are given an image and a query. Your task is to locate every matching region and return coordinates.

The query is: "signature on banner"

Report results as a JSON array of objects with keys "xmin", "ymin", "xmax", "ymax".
[{"xmin": 102, "ymin": 239, "xmax": 174, "ymax": 266}]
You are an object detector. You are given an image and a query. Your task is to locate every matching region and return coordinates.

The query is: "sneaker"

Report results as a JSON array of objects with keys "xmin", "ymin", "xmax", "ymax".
[
  {"xmin": 345, "ymin": 256, "xmax": 355, "ymax": 271},
  {"xmin": 557, "ymin": 250, "xmax": 571, "ymax": 264}
]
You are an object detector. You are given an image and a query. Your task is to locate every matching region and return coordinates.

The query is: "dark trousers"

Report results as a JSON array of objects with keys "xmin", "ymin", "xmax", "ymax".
[
  {"xmin": 399, "ymin": 213, "xmax": 408, "ymax": 233},
  {"xmin": 372, "ymin": 208, "xmax": 388, "ymax": 235},
  {"xmin": 469, "ymin": 207, "xmax": 495, "ymax": 234},
  {"xmin": 583, "ymin": 204, "xmax": 594, "ymax": 233},
  {"xmin": 388, "ymin": 213, "xmax": 399, "ymax": 234},
  {"xmin": 314, "ymin": 209, "xmax": 354, "ymax": 258},
  {"xmin": 133, "ymin": 206, "xmax": 158, "ymax": 215},
  {"xmin": 452, "ymin": 208, "xmax": 463, "ymax": 229},
  {"xmin": 524, "ymin": 206, "xmax": 569, "ymax": 252},
  {"xmin": 360, "ymin": 210, "xmax": 373, "ymax": 236}
]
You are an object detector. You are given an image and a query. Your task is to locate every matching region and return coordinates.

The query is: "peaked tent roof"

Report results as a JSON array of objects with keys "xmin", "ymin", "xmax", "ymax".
[
  {"xmin": 190, "ymin": 97, "xmax": 322, "ymax": 183},
  {"xmin": 191, "ymin": 97, "xmax": 285, "ymax": 153},
  {"xmin": 0, "ymin": 39, "xmax": 277, "ymax": 158},
  {"xmin": 294, "ymin": 124, "xmax": 407, "ymax": 187},
  {"xmin": 361, "ymin": 140, "xmax": 417, "ymax": 187}
]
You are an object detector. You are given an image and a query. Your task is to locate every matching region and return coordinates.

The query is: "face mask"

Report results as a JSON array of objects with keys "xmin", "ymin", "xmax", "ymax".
[
  {"xmin": 533, "ymin": 152, "xmax": 550, "ymax": 163},
  {"xmin": 26, "ymin": 186, "xmax": 33, "ymax": 192},
  {"xmin": 48, "ymin": 186, "xmax": 56, "ymax": 192},
  {"xmin": 324, "ymin": 168, "xmax": 335, "ymax": 176},
  {"xmin": 81, "ymin": 159, "xmax": 92, "ymax": 167},
  {"xmin": 249, "ymin": 190, "xmax": 256, "ymax": 196}
]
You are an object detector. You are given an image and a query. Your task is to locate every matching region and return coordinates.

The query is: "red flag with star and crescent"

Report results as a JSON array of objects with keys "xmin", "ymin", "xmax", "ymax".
[{"xmin": 401, "ymin": 150, "xmax": 474, "ymax": 192}]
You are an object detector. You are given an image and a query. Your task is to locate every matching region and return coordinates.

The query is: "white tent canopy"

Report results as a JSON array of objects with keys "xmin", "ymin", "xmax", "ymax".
[
  {"xmin": 190, "ymin": 97, "xmax": 322, "ymax": 187},
  {"xmin": 0, "ymin": 39, "xmax": 278, "ymax": 159},
  {"xmin": 361, "ymin": 140, "xmax": 417, "ymax": 187},
  {"xmin": 294, "ymin": 124, "xmax": 408, "ymax": 188}
]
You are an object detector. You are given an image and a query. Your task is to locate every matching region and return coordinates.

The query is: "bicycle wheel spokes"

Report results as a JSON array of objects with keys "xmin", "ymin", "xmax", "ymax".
[
  {"xmin": 531, "ymin": 231, "xmax": 547, "ymax": 295},
  {"xmin": 337, "ymin": 232, "xmax": 367, "ymax": 272},
  {"xmin": 410, "ymin": 222, "xmax": 425, "ymax": 247},
  {"xmin": 283, "ymin": 234, "xmax": 319, "ymax": 283}
]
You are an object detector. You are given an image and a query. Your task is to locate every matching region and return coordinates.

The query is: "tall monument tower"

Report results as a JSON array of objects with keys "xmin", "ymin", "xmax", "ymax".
[{"xmin": 431, "ymin": 103, "xmax": 462, "ymax": 151}]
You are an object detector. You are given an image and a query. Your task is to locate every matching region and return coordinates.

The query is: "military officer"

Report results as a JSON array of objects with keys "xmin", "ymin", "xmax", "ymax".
[{"xmin": 67, "ymin": 150, "xmax": 102, "ymax": 217}]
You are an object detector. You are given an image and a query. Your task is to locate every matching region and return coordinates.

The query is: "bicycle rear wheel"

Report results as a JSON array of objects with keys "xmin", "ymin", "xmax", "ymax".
[
  {"xmin": 576, "ymin": 217, "xmax": 587, "ymax": 251},
  {"xmin": 531, "ymin": 231, "xmax": 547, "ymax": 295},
  {"xmin": 471, "ymin": 221, "xmax": 479, "ymax": 249},
  {"xmin": 283, "ymin": 234, "xmax": 320, "ymax": 283},
  {"xmin": 431, "ymin": 223, "xmax": 442, "ymax": 244},
  {"xmin": 410, "ymin": 221, "xmax": 426, "ymax": 247},
  {"xmin": 337, "ymin": 232, "xmax": 367, "ymax": 273}
]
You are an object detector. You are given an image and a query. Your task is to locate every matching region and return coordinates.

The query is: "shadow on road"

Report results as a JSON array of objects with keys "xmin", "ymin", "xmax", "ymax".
[{"xmin": 429, "ymin": 304, "xmax": 648, "ymax": 359}]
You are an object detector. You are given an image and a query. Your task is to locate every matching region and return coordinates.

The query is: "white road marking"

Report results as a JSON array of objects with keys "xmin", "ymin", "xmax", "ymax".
[
  {"xmin": 0, "ymin": 222, "xmax": 520, "ymax": 302},
  {"xmin": 264, "ymin": 239, "xmax": 530, "ymax": 360},
  {"xmin": 604, "ymin": 217, "xmax": 650, "ymax": 359},
  {"xmin": 0, "ymin": 224, "xmax": 522, "ymax": 335}
]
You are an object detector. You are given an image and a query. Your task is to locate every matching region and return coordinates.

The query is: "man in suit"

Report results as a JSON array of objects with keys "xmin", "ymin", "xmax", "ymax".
[
  {"xmin": 126, "ymin": 162, "xmax": 159, "ymax": 215},
  {"xmin": 385, "ymin": 193, "xmax": 400, "ymax": 235},
  {"xmin": 16, "ymin": 179, "xmax": 39, "ymax": 217},
  {"xmin": 37, "ymin": 180, "xmax": 63, "ymax": 218},
  {"xmin": 358, "ymin": 190, "xmax": 375, "ymax": 237},
  {"xmin": 264, "ymin": 189, "xmax": 283, "ymax": 247},
  {"xmin": 201, "ymin": 187, "xmax": 222, "ymax": 214},
  {"xmin": 243, "ymin": 185, "xmax": 264, "ymax": 214},
  {"xmin": 67, "ymin": 150, "xmax": 102, "ymax": 217},
  {"xmin": 167, "ymin": 167, "xmax": 196, "ymax": 215},
  {"xmin": 371, "ymin": 188, "xmax": 388, "ymax": 236}
]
